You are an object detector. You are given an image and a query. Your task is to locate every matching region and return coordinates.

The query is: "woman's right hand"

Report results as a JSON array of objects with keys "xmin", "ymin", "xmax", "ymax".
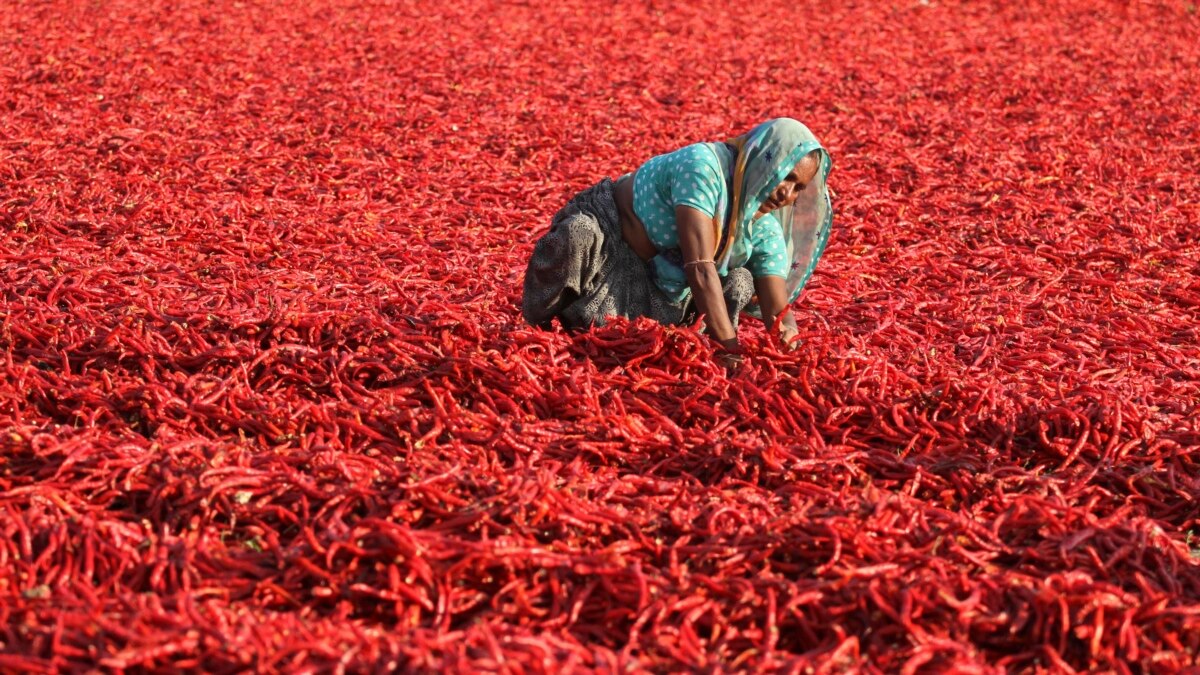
[{"xmin": 716, "ymin": 336, "xmax": 744, "ymax": 371}]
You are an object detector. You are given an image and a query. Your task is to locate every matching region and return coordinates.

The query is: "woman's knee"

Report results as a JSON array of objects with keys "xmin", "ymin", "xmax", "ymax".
[{"xmin": 723, "ymin": 267, "xmax": 754, "ymax": 305}]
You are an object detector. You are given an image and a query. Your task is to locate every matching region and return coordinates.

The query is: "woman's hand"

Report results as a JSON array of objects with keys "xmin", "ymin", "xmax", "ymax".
[
  {"xmin": 754, "ymin": 275, "xmax": 800, "ymax": 349},
  {"xmin": 715, "ymin": 336, "xmax": 744, "ymax": 371},
  {"xmin": 779, "ymin": 324, "xmax": 800, "ymax": 350}
]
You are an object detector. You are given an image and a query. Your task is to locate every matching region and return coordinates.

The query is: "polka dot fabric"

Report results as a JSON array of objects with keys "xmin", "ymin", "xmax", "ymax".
[
  {"xmin": 631, "ymin": 143, "xmax": 724, "ymax": 251},
  {"xmin": 745, "ymin": 213, "xmax": 789, "ymax": 279},
  {"xmin": 630, "ymin": 143, "xmax": 788, "ymax": 280}
]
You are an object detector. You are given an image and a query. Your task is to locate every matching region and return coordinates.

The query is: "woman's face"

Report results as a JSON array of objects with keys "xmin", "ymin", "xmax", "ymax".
[{"xmin": 757, "ymin": 153, "xmax": 820, "ymax": 215}]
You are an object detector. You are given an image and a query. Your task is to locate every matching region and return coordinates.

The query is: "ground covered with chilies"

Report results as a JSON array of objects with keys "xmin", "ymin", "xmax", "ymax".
[{"xmin": 1, "ymin": 0, "xmax": 1199, "ymax": 671}]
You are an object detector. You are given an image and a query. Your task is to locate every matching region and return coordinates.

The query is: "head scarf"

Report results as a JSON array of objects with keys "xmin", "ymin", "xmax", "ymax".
[{"xmin": 713, "ymin": 118, "xmax": 833, "ymax": 311}]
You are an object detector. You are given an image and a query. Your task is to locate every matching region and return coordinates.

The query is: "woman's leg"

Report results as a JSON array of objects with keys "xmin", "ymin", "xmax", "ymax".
[
  {"xmin": 522, "ymin": 210, "xmax": 605, "ymax": 329},
  {"xmin": 523, "ymin": 179, "xmax": 690, "ymax": 330},
  {"xmin": 721, "ymin": 267, "xmax": 754, "ymax": 329}
]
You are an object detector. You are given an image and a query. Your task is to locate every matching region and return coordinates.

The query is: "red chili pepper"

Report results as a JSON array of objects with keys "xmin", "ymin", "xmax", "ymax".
[{"xmin": 3, "ymin": 0, "xmax": 1200, "ymax": 671}]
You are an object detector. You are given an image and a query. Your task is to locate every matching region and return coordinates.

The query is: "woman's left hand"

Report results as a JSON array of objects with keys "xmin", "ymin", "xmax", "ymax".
[
  {"xmin": 779, "ymin": 325, "xmax": 800, "ymax": 350},
  {"xmin": 754, "ymin": 275, "xmax": 801, "ymax": 349}
]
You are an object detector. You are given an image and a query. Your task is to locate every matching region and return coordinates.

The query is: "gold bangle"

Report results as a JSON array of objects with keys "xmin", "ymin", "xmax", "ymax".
[{"xmin": 682, "ymin": 259, "xmax": 715, "ymax": 269}]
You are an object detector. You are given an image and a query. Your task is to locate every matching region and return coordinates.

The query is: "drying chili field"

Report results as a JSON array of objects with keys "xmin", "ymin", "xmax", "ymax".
[{"xmin": 2, "ymin": 0, "xmax": 1199, "ymax": 671}]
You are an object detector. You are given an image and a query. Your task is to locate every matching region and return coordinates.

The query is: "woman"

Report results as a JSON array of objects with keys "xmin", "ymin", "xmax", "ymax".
[{"xmin": 522, "ymin": 118, "xmax": 832, "ymax": 361}]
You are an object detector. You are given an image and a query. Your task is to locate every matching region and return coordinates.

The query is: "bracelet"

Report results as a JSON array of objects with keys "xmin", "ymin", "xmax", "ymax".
[{"xmin": 682, "ymin": 259, "xmax": 715, "ymax": 270}]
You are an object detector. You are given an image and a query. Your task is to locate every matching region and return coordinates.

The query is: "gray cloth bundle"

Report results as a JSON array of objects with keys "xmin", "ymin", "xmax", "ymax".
[{"xmin": 522, "ymin": 178, "xmax": 753, "ymax": 331}]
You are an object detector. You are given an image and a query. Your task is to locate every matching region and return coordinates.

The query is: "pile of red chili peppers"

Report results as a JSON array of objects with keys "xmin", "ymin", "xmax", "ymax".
[{"xmin": 2, "ymin": 0, "xmax": 1198, "ymax": 671}]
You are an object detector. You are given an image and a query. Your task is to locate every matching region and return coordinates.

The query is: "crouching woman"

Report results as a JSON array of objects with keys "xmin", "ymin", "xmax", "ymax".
[{"xmin": 522, "ymin": 117, "xmax": 833, "ymax": 360}]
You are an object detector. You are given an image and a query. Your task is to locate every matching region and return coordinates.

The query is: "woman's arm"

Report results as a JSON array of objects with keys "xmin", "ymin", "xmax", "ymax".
[
  {"xmin": 754, "ymin": 275, "xmax": 799, "ymax": 347},
  {"xmin": 675, "ymin": 205, "xmax": 738, "ymax": 351}
]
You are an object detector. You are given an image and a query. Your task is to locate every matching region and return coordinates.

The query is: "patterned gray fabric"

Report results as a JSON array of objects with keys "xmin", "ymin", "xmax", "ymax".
[
  {"xmin": 715, "ymin": 266, "xmax": 754, "ymax": 329},
  {"xmin": 522, "ymin": 178, "xmax": 754, "ymax": 331}
]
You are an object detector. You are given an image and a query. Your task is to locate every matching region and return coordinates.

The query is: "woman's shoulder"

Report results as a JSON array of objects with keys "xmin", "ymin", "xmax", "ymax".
[
  {"xmin": 651, "ymin": 142, "xmax": 723, "ymax": 178},
  {"xmin": 672, "ymin": 142, "xmax": 720, "ymax": 161},
  {"xmin": 637, "ymin": 143, "xmax": 726, "ymax": 194}
]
